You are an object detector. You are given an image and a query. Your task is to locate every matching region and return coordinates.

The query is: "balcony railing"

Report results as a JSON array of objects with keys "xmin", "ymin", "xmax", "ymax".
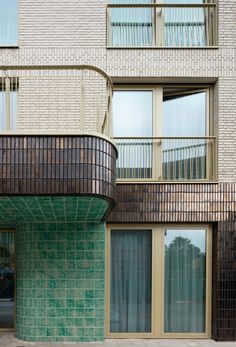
[
  {"xmin": 114, "ymin": 137, "xmax": 217, "ymax": 181},
  {"xmin": 107, "ymin": 3, "xmax": 217, "ymax": 47},
  {"xmin": 0, "ymin": 65, "xmax": 113, "ymax": 137}
]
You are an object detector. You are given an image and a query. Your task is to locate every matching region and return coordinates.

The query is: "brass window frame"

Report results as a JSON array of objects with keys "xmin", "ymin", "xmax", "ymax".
[
  {"xmin": 105, "ymin": 224, "xmax": 212, "ymax": 339},
  {"xmin": 113, "ymin": 85, "xmax": 212, "ymax": 137},
  {"xmin": 113, "ymin": 85, "xmax": 216, "ymax": 182},
  {"xmin": 106, "ymin": 2, "xmax": 218, "ymax": 48}
]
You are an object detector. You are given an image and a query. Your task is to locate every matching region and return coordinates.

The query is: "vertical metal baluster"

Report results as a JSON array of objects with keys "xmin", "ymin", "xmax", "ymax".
[{"xmin": 80, "ymin": 71, "xmax": 84, "ymax": 132}]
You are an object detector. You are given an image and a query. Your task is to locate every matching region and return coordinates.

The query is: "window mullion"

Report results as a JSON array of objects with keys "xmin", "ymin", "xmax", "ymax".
[
  {"xmin": 152, "ymin": 87, "xmax": 163, "ymax": 180},
  {"xmin": 5, "ymin": 76, "xmax": 10, "ymax": 131},
  {"xmin": 152, "ymin": 226, "xmax": 164, "ymax": 337}
]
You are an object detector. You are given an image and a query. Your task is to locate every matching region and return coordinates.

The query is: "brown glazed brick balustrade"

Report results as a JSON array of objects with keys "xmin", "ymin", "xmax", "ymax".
[{"xmin": 0, "ymin": 135, "xmax": 117, "ymax": 206}]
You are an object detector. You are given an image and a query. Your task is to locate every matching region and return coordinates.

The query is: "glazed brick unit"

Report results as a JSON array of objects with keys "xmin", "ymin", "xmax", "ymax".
[
  {"xmin": 0, "ymin": 135, "xmax": 117, "ymax": 203},
  {"xmin": 107, "ymin": 183, "xmax": 235, "ymax": 223},
  {"xmin": 16, "ymin": 222, "xmax": 105, "ymax": 342}
]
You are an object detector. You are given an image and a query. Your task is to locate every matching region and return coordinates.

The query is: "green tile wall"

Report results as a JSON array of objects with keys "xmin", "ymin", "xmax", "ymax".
[{"xmin": 15, "ymin": 222, "xmax": 105, "ymax": 342}]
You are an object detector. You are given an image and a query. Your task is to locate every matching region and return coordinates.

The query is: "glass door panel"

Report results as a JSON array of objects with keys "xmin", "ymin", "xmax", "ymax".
[
  {"xmin": 113, "ymin": 91, "xmax": 153, "ymax": 179},
  {"xmin": 0, "ymin": 231, "xmax": 15, "ymax": 329},
  {"xmin": 163, "ymin": 91, "xmax": 207, "ymax": 180},
  {"xmin": 110, "ymin": 229, "xmax": 152, "ymax": 333},
  {"xmin": 164, "ymin": 228, "xmax": 206, "ymax": 333}
]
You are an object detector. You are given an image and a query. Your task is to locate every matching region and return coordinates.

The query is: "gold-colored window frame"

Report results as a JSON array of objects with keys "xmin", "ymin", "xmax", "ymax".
[
  {"xmin": 113, "ymin": 84, "xmax": 213, "ymax": 139},
  {"xmin": 112, "ymin": 85, "xmax": 217, "ymax": 182},
  {"xmin": 0, "ymin": 228, "xmax": 16, "ymax": 332},
  {"xmin": 105, "ymin": 224, "xmax": 212, "ymax": 339}
]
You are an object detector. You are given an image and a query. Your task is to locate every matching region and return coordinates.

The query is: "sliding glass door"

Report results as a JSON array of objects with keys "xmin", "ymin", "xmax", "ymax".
[
  {"xmin": 0, "ymin": 230, "xmax": 15, "ymax": 330},
  {"xmin": 106, "ymin": 225, "xmax": 211, "ymax": 338}
]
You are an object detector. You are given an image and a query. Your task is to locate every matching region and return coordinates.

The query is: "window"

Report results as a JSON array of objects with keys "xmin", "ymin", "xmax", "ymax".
[
  {"xmin": 106, "ymin": 225, "xmax": 212, "ymax": 338},
  {"xmin": 0, "ymin": 77, "xmax": 18, "ymax": 131},
  {"xmin": 107, "ymin": 0, "xmax": 217, "ymax": 47},
  {"xmin": 0, "ymin": 230, "xmax": 15, "ymax": 330},
  {"xmin": 113, "ymin": 86, "xmax": 216, "ymax": 181},
  {"xmin": 0, "ymin": 0, "xmax": 18, "ymax": 46}
]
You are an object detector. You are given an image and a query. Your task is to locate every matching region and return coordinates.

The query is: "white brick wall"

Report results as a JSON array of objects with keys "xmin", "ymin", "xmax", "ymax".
[
  {"xmin": 16, "ymin": 69, "xmax": 109, "ymax": 132},
  {"xmin": 0, "ymin": 0, "xmax": 235, "ymax": 181}
]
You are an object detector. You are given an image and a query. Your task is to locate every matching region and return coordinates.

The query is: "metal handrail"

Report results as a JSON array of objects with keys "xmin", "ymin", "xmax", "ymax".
[
  {"xmin": 114, "ymin": 136, "xmax": 217, "ymax": 181},
  {"xmin": 113, "ymin": 136, "xmax": 216, "ymax": 140},
  {"xmin": 108, "ymin": 4, "xmax": 217, "ymax": 8},
  {"xmin": 0, "ymin": 65, "xmax": 113, "ymax": 136},
  {"xmin": 0, "ymin": 65, "xmax": 113, "ymax": 90}
]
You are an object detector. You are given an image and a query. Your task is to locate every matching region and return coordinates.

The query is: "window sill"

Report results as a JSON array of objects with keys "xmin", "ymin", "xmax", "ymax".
[
  {"xmin": 107, "ymin": 46, "xmax": 219, "ymax": 50},
  {"xmin": 0, "ymin": 45, "xmax": 19, "ymax": 48},
  {"xmin": 116, "ymin": 180, "xmax": 219, "ymax": 184}
]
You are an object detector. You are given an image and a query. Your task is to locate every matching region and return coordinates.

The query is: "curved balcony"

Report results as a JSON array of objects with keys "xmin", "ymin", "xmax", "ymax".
[{"xmin": 0, "ymin": 65, "xmax": 117, "ymax": 221}]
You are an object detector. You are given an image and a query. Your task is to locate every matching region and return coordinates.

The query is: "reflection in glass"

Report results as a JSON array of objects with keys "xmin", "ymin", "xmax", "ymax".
[
  {"xmin": 163, "ymin": 91, "xmax": 207, "ymax": 180},
  {"xmin": 110, "ymin": 230, "xmax": 152, "ymax": 332},
  {"xmin": 0, "ymin": 0, "xmax": 18, "ymax": 46},
  {"xmin": 0, "ymin": 90, "xmax": 18, "ymax": 131},
  {"xmin": 113, "ymin": 91, "xmax": 153, "ymax": 179},
  {"xmin": 110, "ymin": 0, "xmax": 153, "ymax": 47},
  {"xmin": 164, "ymin": 229, "xmax": 206, "ymax": 333},
  {"xmin": 163, "ymin": 91, "xmax": 206, "ymax": 137},
  {"xmin": 0, "ymin": 232, "xmax": 15, "ymax": 329}
]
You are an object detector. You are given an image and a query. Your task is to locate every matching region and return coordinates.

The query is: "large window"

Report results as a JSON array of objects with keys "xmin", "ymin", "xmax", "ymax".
[
  {"xmin": 0, "ymin": 0, "xmax": 18, "ymax": 46},
  {"xmin": 107, "ymin": 1, "xmax": 217, "ymax": 47},
  {"xmin": 106, "ymin": 225, "xmax": 212, "ymax": 338},
  {"xmin": 113, "ymin": 86, "xmax": 216, "ymax": 181}
]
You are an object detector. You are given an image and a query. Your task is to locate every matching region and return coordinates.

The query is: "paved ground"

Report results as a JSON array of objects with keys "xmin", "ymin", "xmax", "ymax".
[{"xmin": 0, "ymin": 333, "xmax": 236, "ymax": 347}]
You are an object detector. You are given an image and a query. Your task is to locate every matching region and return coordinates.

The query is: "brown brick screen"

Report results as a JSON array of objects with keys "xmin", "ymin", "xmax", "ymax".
[{"xmin": 0, "ymin": 135, "xmax": 117, "ymax": 205}]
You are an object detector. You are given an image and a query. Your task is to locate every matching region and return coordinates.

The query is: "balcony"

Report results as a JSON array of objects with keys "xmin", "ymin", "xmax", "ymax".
[
  {"xmin": 114, "ymin": 136, "xmax": 217, "ymax": 181},
  {"xmin": 0, "ymin": 66, "xmax": 117, "ymax": 221},
  {"xmin": 107, "ymin": 3, "xmax": 217, "ymax": 47}
]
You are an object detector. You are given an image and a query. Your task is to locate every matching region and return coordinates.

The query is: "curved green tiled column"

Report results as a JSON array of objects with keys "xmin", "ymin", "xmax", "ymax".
[{"xmin": 15, "ymin": 222, "xmax": 105, "ymax": 342}]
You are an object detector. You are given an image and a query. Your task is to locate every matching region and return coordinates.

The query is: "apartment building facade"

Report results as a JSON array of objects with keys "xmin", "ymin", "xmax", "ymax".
[{"xmin": 0, "ymin": 0, "xmax": 235, "ymax": 343}]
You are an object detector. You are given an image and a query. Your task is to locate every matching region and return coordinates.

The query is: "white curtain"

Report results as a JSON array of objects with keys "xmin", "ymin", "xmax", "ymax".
[
  {"xmin": 164, "ymin": 0, "xmax": 207, "ymax": 46},
  {"xmin": 164, "ymin": 230, "xmax": 206, "ymax": 333},
  {"xmin": 110, "ymin": 230, "xmax": 152, "ymax": 332},
  {"xmin": 110, "ymin": 0, "xmax": 153, "ymax": 46}
]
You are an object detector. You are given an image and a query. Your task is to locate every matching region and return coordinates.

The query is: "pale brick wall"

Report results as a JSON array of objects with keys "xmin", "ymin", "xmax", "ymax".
[
  {"xmin": 16, "ymin": 69, "xmax": 109, "ymax": 132},
  {"xmin": 0, "ymin": 0, "xmax": 235, "ymax": 181}
]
